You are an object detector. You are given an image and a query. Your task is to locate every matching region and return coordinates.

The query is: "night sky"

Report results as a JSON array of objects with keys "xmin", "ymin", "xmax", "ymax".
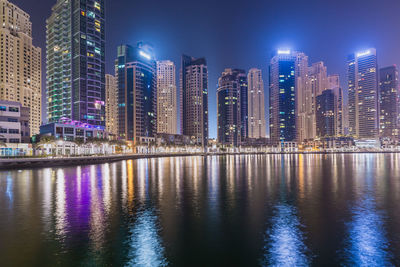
[{"xmin": 13, "ymin": 0, "xmax": 400, "ymax": 138}]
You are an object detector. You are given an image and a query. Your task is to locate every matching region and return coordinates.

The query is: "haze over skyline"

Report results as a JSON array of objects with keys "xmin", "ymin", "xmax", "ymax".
[{"xmin": 13, "ymin": 0, "xmax": 400, "ymax": 138}]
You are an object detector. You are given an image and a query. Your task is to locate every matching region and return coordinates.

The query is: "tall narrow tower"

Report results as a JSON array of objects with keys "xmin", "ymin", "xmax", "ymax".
[
  {"xmin": 347, "ymin": 49, "xmax": 379, "ymax": 139},
  {"xmin": 157, "ymin": 60, "xmax": 177, "ymax": 134},
  {"xmin": 269, "ymin": 50, "xmax": 308, "ymax": 145},
  {"xmin": 248, "ymin": 68, "xmax": 266, "ymax": 139},
  {"xmin": 180, "ymin": 55, "xmax": 209, "ymax": 147},
  {"xmin": 47, "ymin": 0, "xmax": 106, "ymax": 127}
]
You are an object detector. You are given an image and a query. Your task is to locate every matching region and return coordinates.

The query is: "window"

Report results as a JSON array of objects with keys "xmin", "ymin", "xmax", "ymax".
[
  {"xmin": 8, "ymin": 107, "xmax": 19, "ymax": 112},
  {"xmin": 0, "ymin": 128, "xmax": 6, "ymax": 133},
  {"xmin": 8, "ymin": 129, "xmax": 19, "ymax": 134},
  {"xmin": 0, "ymin": 106, "xmax": 6, "ymax": 111},
  {"xmin": 64, "ymin": 127, "xmax": 74, "ymax": 134},
  {"xmin": 8, "ymin": 118, "xmax": 18, "ymax": 122},
  {"xmin": 76, "ymin": 129, "xmax": 84, "ymax": 136},
  {"xmin": 9, "ymin": 139, "xmax": 20, "ymax": 143}
]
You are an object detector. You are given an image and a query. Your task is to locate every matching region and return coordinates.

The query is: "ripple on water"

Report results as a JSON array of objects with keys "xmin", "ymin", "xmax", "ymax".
[
  {"xmin": 126, "ymin": 209, "xmax": 168, "ymax": 267},
  {"xmin": 263, "ymin": 203, "xmax": 310, "ymax": 267},
  {"xmin": 341, "ymin": 197, "xmax": 393, "ymax": 267}
]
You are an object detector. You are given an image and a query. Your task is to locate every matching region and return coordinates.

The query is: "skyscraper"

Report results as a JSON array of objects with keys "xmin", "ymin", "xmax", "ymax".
[
  {"xmin": 217, "ymin": 69, "xmax": 242, "ymax": 146},
  {"xmin": 157, "ymin": 60, "xmax": 177, "ymax": 134},
  {"xmin": 237, "ymin": 70, "xmax": 248, "ymax": 141},
  {"xmin": 47, "ymin": 0, "xmax": 105, "ymax": 127},
  {"xmin": 269, "ymin": 50, "xmax": 308, "ymax": 145},
  {"xmin": 347, "ymin": 49, "xmax": 379, "ymax": 139},
  {"xmin": 248, "ymin": 68, "xmax": 266, "ymax": 139},
  {"xmin": 105, "ymin": 74, "xmax": 118, "ymax": 136},
  {"xmin": 316, "ymin": 89, "xmax": 335, "ymax": 137},
  {"xmin": 117, "ymin": 42, "xmax": 157, "ymax": 144},
  {"xmin": 379, "ymin": 65, "xmax": 399, "ymax": 139},
  {"xmin": 297, "ymin": 61, "xmax": 328, "ymax": 142},
  {"xmin": 328, "ymin": 74, "xmax": 344, "ymax": 136},
  {"xmin": 0, "ymin": 0, "xmax": 41, "ymax": 135},
  {"xmin": 180, "ymin": 55, "xmax": 208, "ymax": 147},
  {"xmin": 115, "ymin": 44, "xmax": 134, "ymax": 139}
]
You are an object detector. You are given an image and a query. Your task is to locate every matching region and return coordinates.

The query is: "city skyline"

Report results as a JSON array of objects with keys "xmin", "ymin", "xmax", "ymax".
[{"xmin": 7, "ymin": 0, "xmax": 400, "ymax": 138}]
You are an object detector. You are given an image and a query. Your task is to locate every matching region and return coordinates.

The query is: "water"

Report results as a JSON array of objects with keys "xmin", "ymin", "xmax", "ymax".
[{"xmin": 0, "ymin": 154, "xmax": 399, "ymax": 266}]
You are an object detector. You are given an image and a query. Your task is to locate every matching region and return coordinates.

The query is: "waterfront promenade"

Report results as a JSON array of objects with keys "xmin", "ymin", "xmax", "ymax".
[{"xmin": 1, "ymin": 150, "xmax": 400, "ymax": 170}]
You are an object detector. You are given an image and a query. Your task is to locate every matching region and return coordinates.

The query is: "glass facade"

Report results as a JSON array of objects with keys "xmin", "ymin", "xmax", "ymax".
[{"xmin": 47, "ymin": 0, "xmax": 105, "ymax": 127}]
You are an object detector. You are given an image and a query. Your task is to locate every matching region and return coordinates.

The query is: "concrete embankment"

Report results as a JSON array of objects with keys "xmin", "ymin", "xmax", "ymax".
[{"xmin": 0, "ymin": 153, "xmax": 207, "ymax": 170}]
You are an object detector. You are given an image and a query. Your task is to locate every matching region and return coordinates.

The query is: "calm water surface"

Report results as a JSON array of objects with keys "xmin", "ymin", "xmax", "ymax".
[{"xmin": 0, "ymin": 154, "xmax": 400, "ymax": 266}]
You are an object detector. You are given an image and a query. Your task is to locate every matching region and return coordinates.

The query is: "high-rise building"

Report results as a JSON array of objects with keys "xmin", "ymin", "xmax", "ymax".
[
  {"xmin": 237, "ymin": 70, "xmax": 248, "ymax": 141},
  {"xmin": 117, "ymin": 42, "xmax": 157, "ymax": 144},
  {"xmin": 347, "ymin": 49, "xmax": 379, "ymax": 139},
  {"xmin": 46, "ymin": 0, "xmax": 105, "ymax": 127},
  {"xmin": 328, "ymin": 74, "xmax": 344, "ymax": 136},
  {"xmin": 157, "ymin": 60, "xmax": 177, "ymax": 134},
  {"xmin": 269, "ymin": 50, "xmax": 308, "ymax": 145},
  {"xmin": 180, "ymin": 55, "xmax": 208, "ymax": 147},
  {"xmin": 248, "ymin": 68, "xmax": 266, "ymax": 139},
  {"xmin": 217, "ymin": 69, "xmax": 242, "ymax": 146},
  {"xmin": 105, "ymin": 74, "xmax": 118, "ymax": 136},
  {"xmin": 0, "ymin": 0, "xmax": 41, "ymax": 135},
  {"xmin": 297, "ymin": 62, "xmax": 328, "ymax": 142},
  {"xmin": 316, "ymin": 89, "xmax": 335, "ymax": 137},
  {"xmin": 379, "ymin": 65, "xmax": 399, "ymax": 139},
  {"xmin": 115, "ymin": 44, "xmax": 134, "ymax": 139}
]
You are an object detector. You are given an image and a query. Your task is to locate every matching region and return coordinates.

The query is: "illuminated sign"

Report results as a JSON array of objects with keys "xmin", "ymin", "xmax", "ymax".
[
  {"xmin": 278, "ymin": 49, "xmax": 291, "ymax": 55},
  {"xmin": 139, "ymin": 50, "xmax": 151, "ymax": 60},
  {"xmin": 356, "ymin": 50, "xmax": 371, "ymax": 57}
]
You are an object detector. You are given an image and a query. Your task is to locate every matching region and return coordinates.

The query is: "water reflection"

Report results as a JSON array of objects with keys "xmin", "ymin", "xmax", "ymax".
[
  {"xmin": 0, "ymin": 155, "xmax": 400, "ymax": 266},
  {"xmin": 127, "ymin": 209, "xmax": 168, "ymax": 266},
  {"xmin": 342, "ymin": 196, "xmax": 392, "ymax": 266},
  {"xmin": 263, "ymin": 203, "xmax": 309, "ymax": 267}
]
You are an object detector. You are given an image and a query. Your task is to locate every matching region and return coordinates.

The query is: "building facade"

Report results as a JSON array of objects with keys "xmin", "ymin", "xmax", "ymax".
[
  {"xmin": 297, "ymin": 61, "xmax": 328, "ymax": 142},
  {"xmin": 40, "ymin": 118, "xmax": 108, "ymax": 142},
  {"xmin": 316, "ymin": 89, "xmax": 335, "ymax": 137},
  {"xmin": 117, "ymin": 42, "xmax": 157, "ymax": 144},
  {"xmin": 269, "ymin": 50, "xmax": 308, "ymax": 145},
  {"xmin": 217, "ymin": 69, "xmax": 242, "ymax": 146},
  {"xmin": 157, "ymin": 60, "xmax": 177, "ymax": 134},
  {"xmin": 348, "ymin": 49, "xmax": 379, "ymax": 139},
  {"xmin": 105, "ymin": 74, "xmax": 118, "ymax": 136},
  {"xmin": 180, "ymin": 55, "xmax": 209, "ymax": 147},
  {"xmin": 0, "ymin": 0, "xmax": 41, "ymax": 135},
  {"xmin": 0, "ymin": 100, "xmax": 30, "ymax": 143},
  {"xmin": 248, "ymin": 68, "xmax": 266, "ymax": 139},
  {"xmin": 328, "ymin": 75, "xmax": 344, "ymax": 136},
  {"xmin": 46, "ymin": 0, "xmax": 105, "ymax": 126},
  {"xmin": 379, "ymin": 65, "xmax": 399, "ymax": 140}
]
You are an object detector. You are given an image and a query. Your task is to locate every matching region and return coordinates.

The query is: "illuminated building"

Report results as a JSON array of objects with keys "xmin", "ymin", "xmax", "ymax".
[
  {"xmin": 46, "ymin": 0, "xmax": 105, "ymax": 127},
  {"xmin": 347, "ymin": 49, "xmax": 379, "ymax": 139},
  {"xmin": 116, "ymin": 42, "xmax": 157, "ymax": 144},
  {"xmin": 328, "ymin": 75, "xmax": 344, "ymax": 136},
  {"xmin": 0, "ymin": 100, "xmax": 30, "ymax": 143},
  {"xmin": 0, "ymin": 0, "xmax": 41, "ymax": 135},
  {"xmin": 269, "ymin": 50, "xmax": 308, "ymax": 145},
  {"xmin": 157, "ymin": 60, "xmax": 177, "ymax": 134},
  {"xmin": 40, "ymin": 118, "xmax": 108, "ymax": 142},
  {"xmin": 316, "ymin": 89, "xmax": 335, "ymax": 137},
  {"xmin": 105, "ymin": 74, "xmax": 118, "ymax": 136},
  {"xmin": 180, "ymin": 55, "xmax": 208, "ymax": 147},
  {"xmin": 379, "ymin": 65, "xmax": 399, "ymax": 140},
  {"xmin": 297, "ymin": 62, "xmax": 328, "ymax": 142},
  {"xmin": 217, "ymin": 69, "xmax": 242, "ymax": 146},
  {"xmin": 248, "ymin": 68, "xmax": 266, "ymax": 139}
]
